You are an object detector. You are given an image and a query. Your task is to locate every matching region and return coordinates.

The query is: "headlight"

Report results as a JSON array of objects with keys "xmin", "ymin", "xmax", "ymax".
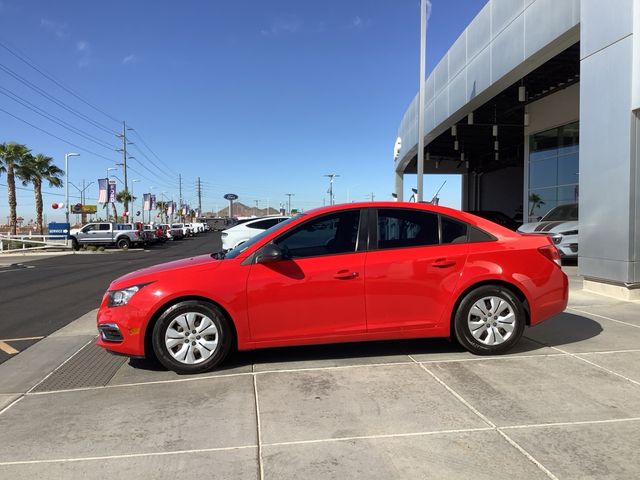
[
  {"xmin": 560, "ymin": 230, "xmax": 578, "ymax": 236},
  {"xmin": 107, "ymin": 284, "xmax": 148, "ymax": 307}
]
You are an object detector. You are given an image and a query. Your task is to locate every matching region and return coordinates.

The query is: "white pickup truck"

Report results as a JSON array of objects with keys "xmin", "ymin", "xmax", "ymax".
[{"xmin": 69, "ymin": 222, "xmax": 146, "ymax": 250}]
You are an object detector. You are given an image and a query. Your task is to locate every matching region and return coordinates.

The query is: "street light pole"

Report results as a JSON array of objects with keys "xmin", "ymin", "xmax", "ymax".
[
  {"xmin": 65, "ymin": 153, "xmax": 80, "ymax": 227},
  {"xmin": 323, "ymin": 174, "xmax": 340, "ymax": 205},
  {"xmin": 285, "ymin": 193, "xmax": 294, "ymax": 215},
  {"xmin": 131, "ymin": 179, "xmax": 141, "ymax": 221}
]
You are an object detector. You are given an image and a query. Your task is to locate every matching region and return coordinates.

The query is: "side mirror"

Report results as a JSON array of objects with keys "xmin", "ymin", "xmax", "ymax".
[{"xmin": 255, "ymin": 243, "xmax": 283, "ymax": 264}]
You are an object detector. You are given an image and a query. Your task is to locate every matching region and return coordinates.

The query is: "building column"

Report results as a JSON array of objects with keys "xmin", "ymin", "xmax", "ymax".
[
  {"xmin": 578, "ymin": 0, "xmax": 640, "ymax": 299},
  {"xmin": 394, "ymin": 170, "xmax": 404, "ymax": 202}
]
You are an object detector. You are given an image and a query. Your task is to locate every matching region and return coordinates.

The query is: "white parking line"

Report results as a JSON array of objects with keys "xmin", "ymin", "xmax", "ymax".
[
  {"xmin": 567, "ymin": 307, "xmax": 640, "ymax": 329},
  {"xmin": 0, "ymin": 336, "xmax": 45, "ymax": 342},
  {"xmin": 253, "ymin": 375, "xmax": 264, "ymax": 480},
  {"xmin": 0, "ymin": 444, "xmax": 257, "ymax": 466},
  {"xmin": 262, "ymin": 426, "xmax": 495, "ymax": 448}
]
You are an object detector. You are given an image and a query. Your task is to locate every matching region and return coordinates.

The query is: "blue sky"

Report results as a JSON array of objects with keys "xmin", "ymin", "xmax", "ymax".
[{"xmin": 0, "ymin": 0, "xmax": 487, "ymax": 222}]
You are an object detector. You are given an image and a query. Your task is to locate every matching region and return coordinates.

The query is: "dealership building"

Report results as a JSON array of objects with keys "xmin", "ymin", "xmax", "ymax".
[{"xmin": 394, "ymin": 0, "xmax": 640, "ymax": 299}]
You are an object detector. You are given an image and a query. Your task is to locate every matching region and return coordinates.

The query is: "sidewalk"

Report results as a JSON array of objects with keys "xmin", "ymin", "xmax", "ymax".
[{"xmin": 1, "ymin": 274, "xmax": 639, "ymax": 479}]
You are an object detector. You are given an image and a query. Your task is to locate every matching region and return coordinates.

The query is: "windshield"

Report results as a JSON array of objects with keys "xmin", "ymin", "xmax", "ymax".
[
  {"xmin": 541, "ymin": 203, "xmax": 578, "ymax": 221},
  {"xmin": 223, "ymin": 215, "xmax": 302, "ymax": 259}
]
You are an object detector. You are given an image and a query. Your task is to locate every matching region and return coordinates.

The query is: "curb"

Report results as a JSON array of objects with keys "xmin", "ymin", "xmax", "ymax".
[{"xmin": 0, "ymin": 310, "xmax": 98, "ymax": 396}]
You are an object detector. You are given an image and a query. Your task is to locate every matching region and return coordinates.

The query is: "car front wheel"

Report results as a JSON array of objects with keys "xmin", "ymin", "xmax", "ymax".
[
  {"xmin": 151, "ymin": 300, "xmax": 232, "ymax": 374},
  {"xmin": 454, "ymin": 285, "xmax": 525, "ymax": 355}
]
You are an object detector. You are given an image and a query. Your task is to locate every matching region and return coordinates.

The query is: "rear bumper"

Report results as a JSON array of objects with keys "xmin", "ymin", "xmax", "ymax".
[{"xmin": 529, "ymin": 266, "xmax": 569, "ymax": 326}]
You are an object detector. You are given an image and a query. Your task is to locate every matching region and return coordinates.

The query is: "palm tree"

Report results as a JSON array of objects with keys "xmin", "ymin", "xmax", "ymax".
[
  {"xmin": 528, "ymin": 193, "xmax": 545, "ymax": 217},
  {"xmin": 16, "ymin": 153, "xmax": 64, "ymax": 235},
  {"xmin": 0, "ymin": 143, "xmax": 30, "ymax": 235},
  {"xmin": 115, "ymin": 190, "xmax": 136, "ymax": 224},
  {"xmin": 156, "ymin": 201, "xmax": 169, "ymax": 223}
]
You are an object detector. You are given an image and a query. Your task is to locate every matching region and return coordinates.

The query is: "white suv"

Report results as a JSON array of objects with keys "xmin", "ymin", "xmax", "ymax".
[{"xmin": 221, "ymin": 216, "xmax": 289, "ymax": 251}]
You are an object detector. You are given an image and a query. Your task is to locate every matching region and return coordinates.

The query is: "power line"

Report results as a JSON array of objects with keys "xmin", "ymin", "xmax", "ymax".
[
  {"xmin": 0, "ymin": 39, "xmax": 121, "ymax": 124},
  {"xmin": 129, "ymin": 143, "xmax": 176, "ymax": 181},
  {"xmin": 0, "ymin": 106, "xmax": 119, "ymax": 163},
  {"xmin": 0, "ymin": 62, "xmax": 118, "ymax": 135},
  {"xmin": 130, "ymin": 129, "xmax": 177, "ymax": 175},
  {"xmin": 0, "ymin": 86, "xmax": 119, "ymax": 151}
]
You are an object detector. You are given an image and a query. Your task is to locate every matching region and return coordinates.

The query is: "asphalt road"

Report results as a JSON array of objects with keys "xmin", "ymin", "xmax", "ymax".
[{"xmin": 0, "ymin": 233, "xmax": 221, "ymax": 364}]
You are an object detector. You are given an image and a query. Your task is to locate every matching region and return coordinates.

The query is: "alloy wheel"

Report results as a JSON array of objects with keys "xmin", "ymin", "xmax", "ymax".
[
  {"xmin": 467, "ymin": 296, "xmax": 517, "ymax": 346},
  {"xmin": 164, "ymin": 312, "xmax": 219, "ymax": 364}
]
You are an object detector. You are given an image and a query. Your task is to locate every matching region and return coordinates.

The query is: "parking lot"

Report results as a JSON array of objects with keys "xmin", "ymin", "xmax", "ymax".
[
  {"xmin": 0, "ymin": 232, "xmax": 218, "ymax": 364},
  {"xmin": 0, "ymin": 264, "xmax": 639, "ymax": 479}
]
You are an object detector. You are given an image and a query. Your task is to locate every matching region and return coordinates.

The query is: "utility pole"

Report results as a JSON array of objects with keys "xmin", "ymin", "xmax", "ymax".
[
  {"xmin": 285, "ymin": 193, "xmax": 294, "ymax": 215},
  {"xmin": 197, "ymin": 177, "xmax": 202, "ymax": 213},
  {"xmin": 117, "ymin": 121, "xmax": 131, "ymax": 220},
  {"xmin": 178, "ymin": 174, "xmax": 183, "ymax": 221},
  {"xmin": 323, "ymin": 174, "xmax": 340, "ymax": 205},
  {"xmin": 370, "ymin": 192, "xmax": 375, "ymax": 202}
]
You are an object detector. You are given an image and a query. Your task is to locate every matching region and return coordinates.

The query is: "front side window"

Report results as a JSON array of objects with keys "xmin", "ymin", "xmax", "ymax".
[
  {"xmin": 82, "ymin": 224, "xmax": 96, "ymax": 233},
  {"xmin": 377, "ymin": 209, "xmax": 438, "ymax": 249},
  {"xmin": 276, "ymin": 210, "xmax": 360, "ymax": 259}
]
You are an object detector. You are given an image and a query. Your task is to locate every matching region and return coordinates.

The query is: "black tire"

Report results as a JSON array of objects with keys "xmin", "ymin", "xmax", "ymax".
[
  {"xmin": 454, "ymin": 285, "xmax": 525, "ymax": 355},
  {"xmin": 116, "ymin": 237, "xmax": 131, "ymax": 249},
  {"xmin": 71, "ymin": 237, "xmax": 80, "ymax": 251},
  {"xmin": 151, "ymin": 300, "xmax": 233, "ymax": 374}
]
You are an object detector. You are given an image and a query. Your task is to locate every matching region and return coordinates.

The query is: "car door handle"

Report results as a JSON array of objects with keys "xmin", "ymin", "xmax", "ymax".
[
  {"xmin": 432, "ymin": 258, "xmax": 456, "ymax": 268},
  {"xmin": 334, "ymin": 269, "xmax": 359, "ymax": 279}
]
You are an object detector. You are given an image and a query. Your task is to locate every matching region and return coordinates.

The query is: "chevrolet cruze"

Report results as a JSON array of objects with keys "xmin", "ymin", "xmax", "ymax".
[{"xmin": 97, "ymin": 202, "xmax": 568, "ymax": 374}]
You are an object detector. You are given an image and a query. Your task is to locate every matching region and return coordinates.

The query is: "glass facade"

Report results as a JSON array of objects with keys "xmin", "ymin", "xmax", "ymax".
[{"xmin": 528, "ymin": 122, "xmax": 579, "ymax": 220}]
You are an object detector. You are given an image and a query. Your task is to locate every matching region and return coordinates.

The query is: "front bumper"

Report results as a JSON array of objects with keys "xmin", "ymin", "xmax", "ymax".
[{"xmin": 96, "ymin": 305, "xmax": 148, "ymax": 357}]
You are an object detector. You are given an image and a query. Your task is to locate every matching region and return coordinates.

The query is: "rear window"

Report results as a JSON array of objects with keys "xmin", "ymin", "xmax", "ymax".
[{"xmin": 441, "ymin": 216, "xmax": 468, "ymax": 244}]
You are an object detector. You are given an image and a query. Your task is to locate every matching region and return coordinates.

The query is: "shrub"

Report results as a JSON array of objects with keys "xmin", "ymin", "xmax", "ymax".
[
  {"xmin": 87, "ymin": 245, "xmax": 97, "ymax": 252},
  {"xmin": 98, "ymin": 246, "xmax": 105, "ymax": 252}
]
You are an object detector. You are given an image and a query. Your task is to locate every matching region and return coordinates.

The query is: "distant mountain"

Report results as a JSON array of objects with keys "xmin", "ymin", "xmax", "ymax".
[{"xmin": 202, "ymin": 202, "xmax": 282, "ymax": 218}]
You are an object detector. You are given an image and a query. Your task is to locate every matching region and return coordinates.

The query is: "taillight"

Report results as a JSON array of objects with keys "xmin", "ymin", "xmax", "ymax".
[{"xmin": 538, "ymin": 244, "xmax": 561, "ymax": 267}]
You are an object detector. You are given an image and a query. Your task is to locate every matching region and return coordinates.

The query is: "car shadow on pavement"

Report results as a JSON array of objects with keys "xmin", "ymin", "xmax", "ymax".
[{"xmin": 125, "ymin": 312, "xmax": 603, "ymax": 373}]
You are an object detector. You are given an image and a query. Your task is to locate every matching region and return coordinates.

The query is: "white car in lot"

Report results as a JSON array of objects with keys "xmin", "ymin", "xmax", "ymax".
[
  {"xmin": 518, "ymin": 203, "xmax": 578, "ymax": 258},
  {"xmin": 221, "ymin": 216, "xmax": 289, "ymax": 251}
]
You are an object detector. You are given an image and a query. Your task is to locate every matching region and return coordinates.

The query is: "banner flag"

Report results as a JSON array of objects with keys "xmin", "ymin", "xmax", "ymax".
[
  {"xmin": 167, "ymin": 201, "xmax": 175, "ymax": 216},
  {"xmin": 150, "ymin": 195, "xmax": 157, "ymax": 210},
  {"xmin": 107, "ymin": 180, "xmax": 116, "ymax": 203},
  {"xmin": 98, "ymin": 178, "xmax": 108, "ymax": 204},
  {"xmin": 143, "ymin": 193, "xmax": 151, "ymax": 211}
]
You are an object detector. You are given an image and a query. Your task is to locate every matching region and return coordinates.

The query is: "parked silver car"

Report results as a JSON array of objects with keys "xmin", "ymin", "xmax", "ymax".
[{"xmin": 518, "ymin": 203, "xmax": 578, "ymax": 258}]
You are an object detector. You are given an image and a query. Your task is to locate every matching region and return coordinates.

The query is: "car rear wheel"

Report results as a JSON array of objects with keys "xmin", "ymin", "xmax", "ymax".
[
  {"xmin": 152, "ymin": 301, "xmax": 232, "ymax": 374},
  {"xmin": 454, "ymin": 285, "xmax": 525, "ymax": 355}
]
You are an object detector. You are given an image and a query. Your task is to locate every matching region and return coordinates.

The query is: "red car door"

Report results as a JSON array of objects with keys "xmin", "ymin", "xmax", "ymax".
[
  {"xmin": 247, "ymin": 209, "xmax": 367, "ymax": 343},
  {"xmin": 365, "ymin": 208, "xmax": 469, "ymax": 334}
]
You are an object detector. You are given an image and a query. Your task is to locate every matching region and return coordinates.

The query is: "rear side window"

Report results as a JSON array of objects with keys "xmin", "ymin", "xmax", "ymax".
[
  {"xmin": 441, "ymin": 216, "xmax": 468, "ymax": 244},
  {"xmin": 377, "ymin": 209, "xmax": 439, "ymax": 249},
  {"xmin": 249, "ymin": 218, "xmax": 281, "ymax": 230},
  {"xmin": 99, "ymin": 224, "xmax": 111, "ymax": 231}
]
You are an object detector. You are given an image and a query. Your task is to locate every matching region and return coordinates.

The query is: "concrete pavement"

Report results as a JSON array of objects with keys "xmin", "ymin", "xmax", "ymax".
[{"xmin": 0, "ymin": 271, "xmax": 639, "ymax": 479}]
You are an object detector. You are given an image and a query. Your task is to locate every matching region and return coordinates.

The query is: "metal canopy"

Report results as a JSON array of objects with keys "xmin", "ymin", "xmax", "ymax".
[{"xmin": 404, "ymin": 43, "xmax": 580, "ymax": 175}]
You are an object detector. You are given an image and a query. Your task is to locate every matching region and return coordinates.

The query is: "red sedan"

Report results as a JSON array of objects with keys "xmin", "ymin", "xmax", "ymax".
[{"xmin": 97, "ymin": 202, "xmax": 567, "ymax": 374}]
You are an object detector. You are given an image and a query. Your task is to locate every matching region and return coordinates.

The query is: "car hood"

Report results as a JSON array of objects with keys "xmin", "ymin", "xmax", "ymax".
[
  {"xmin": 518, "ymin": 220, "xmax": 578, "ymax": 234},
  {"xmin": 109, "ymin": 254, "xmax": 220, "ymax": 290}
]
